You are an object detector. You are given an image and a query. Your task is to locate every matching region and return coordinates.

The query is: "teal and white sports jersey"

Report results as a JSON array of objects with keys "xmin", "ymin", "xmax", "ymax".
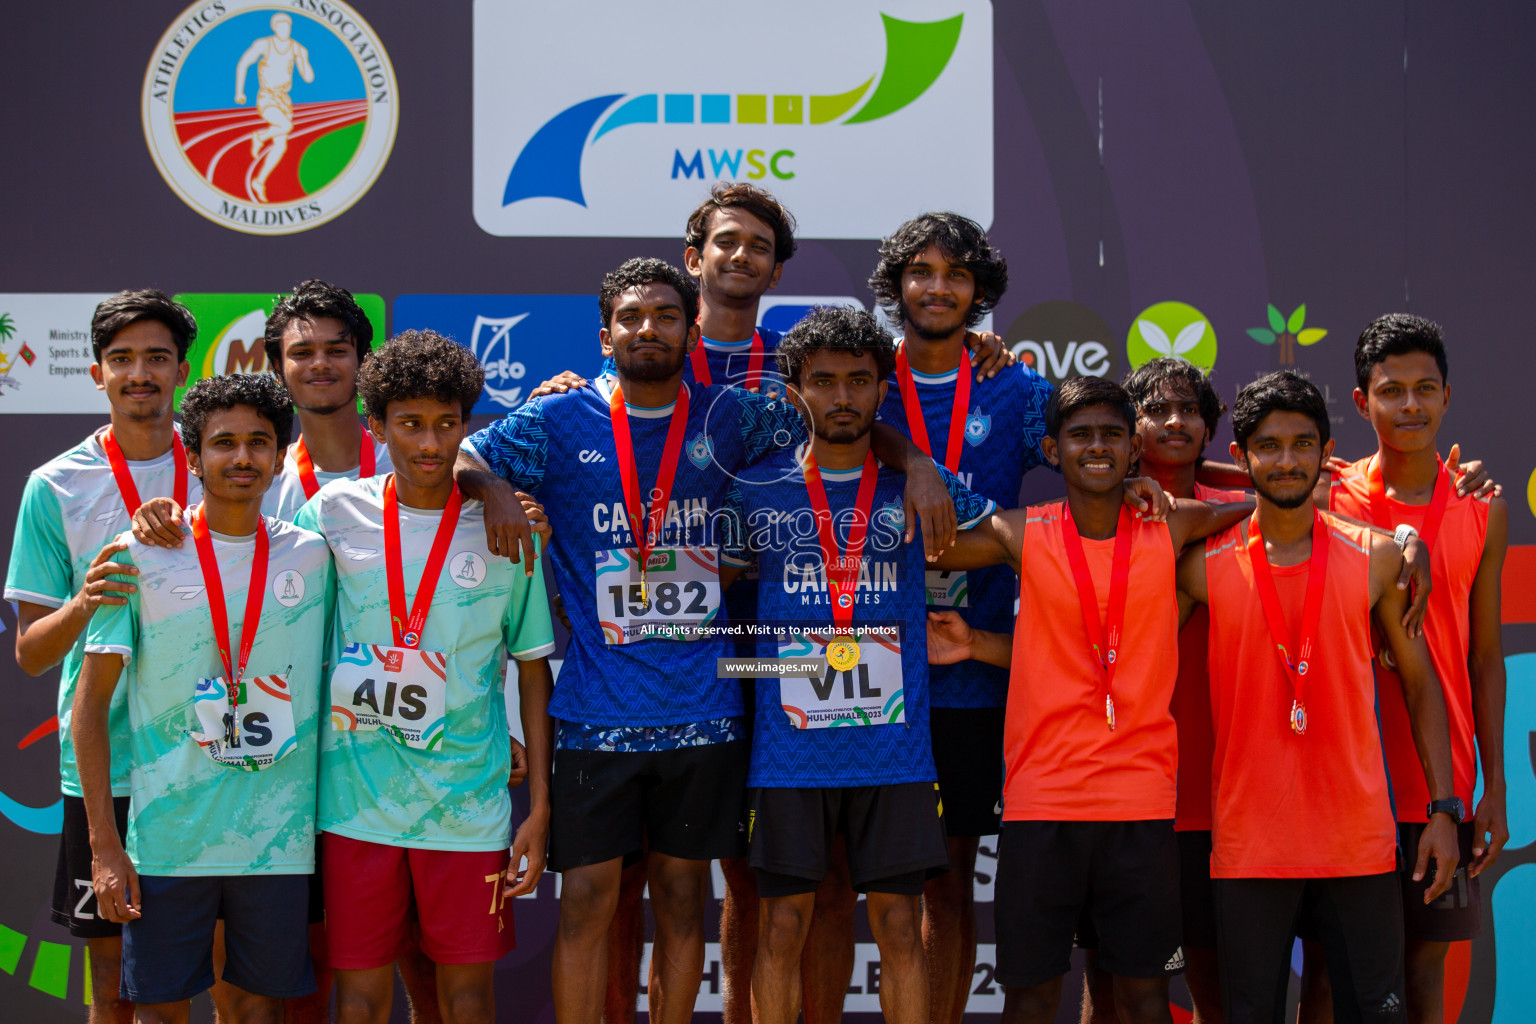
[
  {"xmin": 4, "ymin": 428, "xmax": 204, "ymax": 798},
  {"xmin": 262, "ymin": 435, "xmax": 392, "ymax": 522},
  {"xmin": 295, "ymin": 475, "xmax": 556, "ymax": 852},
  {"xmin": 83, "ymin": 514, "xmax": 333, "ymax": 876}
]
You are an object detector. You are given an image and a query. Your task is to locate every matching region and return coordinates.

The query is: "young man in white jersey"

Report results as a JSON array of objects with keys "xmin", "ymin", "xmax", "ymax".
[
  {"xmin": 5, "ymin": 289, "xmax": 199, "ymax": 1024},
  {"xmin": 296, "ymin": 330, "xmax": 556, "ymax": 1024},
  {"xmin": 75, "ymin": 373, "xmax": 334, "ymax": 1023}
]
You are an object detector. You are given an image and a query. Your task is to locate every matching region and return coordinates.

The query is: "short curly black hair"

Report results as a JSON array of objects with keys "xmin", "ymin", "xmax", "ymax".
[
  {"xmin": 1232, "ymin": 370, "xmax": 1330, "ymax": 451},
  {"xmin": 1354, "ymin": 312, "xmax": 1448, "ymax": 391},
  {"xmin": 357, "ymin": 330, "xmax": 485, "ymax": 422},
  {"xmin": 598, "ymin": 258, "xmax": 700, "ymax": 330},
  {"xmin": 776, "ymin": 306, "xmax": 896, "ymax": 387},
  {"xmin": 1122, "ymin": 357, "xmax": 1227, "ymax": 439},
  {"xmin": 1045, "ymin": 376, "xmax": 1136, "ymax": 438},
  {"xmin": 179, "ymin": 374, "xmax": 295, "ymax": 455},
  {"xmin": 91, "ymin": 290, "xmax": 197, "ymax": 363},
  {"xmin": 684, "ymin": 182, "xmax": 798, "ymax": 266},
  {"xmin": 263, "ymin": 279, "xmax": 374, "ymax": 372},
  {"xmin": 869, "ymin": 212, "xmax": 1008, "ymax": 329}
]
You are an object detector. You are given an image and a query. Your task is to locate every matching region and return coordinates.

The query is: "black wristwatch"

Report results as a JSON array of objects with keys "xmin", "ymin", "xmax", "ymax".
[{"xmin": 1426, "ymin": 797, "xmax": 1466, "ymax": 823}]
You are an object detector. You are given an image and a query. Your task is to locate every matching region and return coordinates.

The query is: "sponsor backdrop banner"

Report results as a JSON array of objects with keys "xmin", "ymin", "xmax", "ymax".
[{"xmin": 2, "ymin": 2, "xmax": 1534, "ymax": 1022}]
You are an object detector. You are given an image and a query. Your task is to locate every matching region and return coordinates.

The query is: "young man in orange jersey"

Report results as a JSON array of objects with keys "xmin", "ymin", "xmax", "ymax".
[
  {"xmin": 923, "ymin": 375, "xmax": 1253, "ymax": 1024},
  {"xmin": 1066, "ymin": 358, "xmax": 1242, "ymax": 1024},
  {"xmin": 1176, "ymin": 370, "xmax": 1461, "ymax": 1024},
  {"xmin": 1301, "ymin": 317, "xmax": 1508, "ymax": 1024}
]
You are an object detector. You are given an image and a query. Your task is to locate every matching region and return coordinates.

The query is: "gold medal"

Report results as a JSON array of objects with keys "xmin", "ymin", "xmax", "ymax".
[
  {"xmin": 639, "ymin": 567, "xmax": 648, "ymax": 606},
  {"xmin": 1105, "ymin": 695, "xmax": 1116, "ymax": 731},
  {"xmin": 1290, "ymin": 699, "xmax": 1308, "ymax": 736},
  {"xmin": 826, "ymin": 639, "xmax": 861, "ymax": 672}
]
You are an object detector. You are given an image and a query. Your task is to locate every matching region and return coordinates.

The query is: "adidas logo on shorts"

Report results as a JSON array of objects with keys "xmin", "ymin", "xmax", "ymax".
[{"xmin": 1164, "ymin": 947, "xmax": 1186, "ymax": 972}]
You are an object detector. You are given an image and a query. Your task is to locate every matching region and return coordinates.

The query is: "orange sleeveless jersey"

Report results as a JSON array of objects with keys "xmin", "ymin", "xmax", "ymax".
[
  {"xmin": 1004, "ymin": 503, "xmax": 1179, "ymax": 821},
  {"xmin": 1205, "ymin": 515, "xmax": 1394, "ymax": 878},
  {"xmin": 1172, "ymin": 484, "xmax": 1249, "ymax": 832},
  {"xmin": 1330, "ymin": 456, "xmax": 1489, "ymax": 820}
]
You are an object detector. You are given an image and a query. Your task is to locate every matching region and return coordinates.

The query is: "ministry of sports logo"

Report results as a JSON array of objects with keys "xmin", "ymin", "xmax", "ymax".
[{"xmin": 142, "ymin": 0, "xmax": 398, "ymax": 235}]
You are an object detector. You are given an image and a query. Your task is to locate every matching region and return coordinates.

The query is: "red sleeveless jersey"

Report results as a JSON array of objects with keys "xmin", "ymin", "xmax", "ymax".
[
  {"xmin": 1205, "ymin": 514, "xmax": 1395, "ymax": 877},
  {"xmin": 1171, "ymin": 484, "xmax": 1249, "ymax": 832},
  {"xmin": 1330, "ymin": 456, "xmax": 1489, "ymax": 820},
  {"xmin": 1004, "ymin": 503, "xmax": 1179, "ymax": 821}
]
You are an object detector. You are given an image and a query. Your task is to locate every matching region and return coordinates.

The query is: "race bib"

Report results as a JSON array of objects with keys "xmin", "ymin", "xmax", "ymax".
[
  {"xmin": 595, "ymin": 546, "xmax": 721, "ymax": 644},
  {"xmin": 329, "ymin": 642, "xmax": 448, "ymax": 751},
  {"xmin": 191, "ymin": 673, "xmax": 298, "ymax": 771},
  {"xmin": 925, "ymin": 570, "xmax": 969, "ymax": 608},
  {"xmin": 777, "ymin": 628, "xmax": 905, "ymax": 730}
]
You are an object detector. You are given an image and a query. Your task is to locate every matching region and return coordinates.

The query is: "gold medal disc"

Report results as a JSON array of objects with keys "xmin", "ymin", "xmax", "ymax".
[{"xmin": 826, "ymin": 639, "xmax": 861, "ymax": 672}]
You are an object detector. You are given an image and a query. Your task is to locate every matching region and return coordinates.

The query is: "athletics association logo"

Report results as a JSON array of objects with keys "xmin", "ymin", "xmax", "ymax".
[
  {"xmin": 142, "ymin": 0, "xmax": 398, "ymax": 234},
  {"xmin": 272, "ymin": 568, "xmax": 305, "ymax": 607}
]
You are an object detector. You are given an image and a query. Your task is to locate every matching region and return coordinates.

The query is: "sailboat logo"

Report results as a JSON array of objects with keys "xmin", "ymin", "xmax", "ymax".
[
  {"xmin": 449, "ymin": 551, "xmax": 488, "ymax": 589},
  {"xmin": 470, "ymin": 314, "xmax": 531, "ymax": 410}
]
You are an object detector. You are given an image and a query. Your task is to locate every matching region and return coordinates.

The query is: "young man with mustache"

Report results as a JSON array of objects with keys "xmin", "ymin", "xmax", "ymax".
[
  {"xmin": 455, "ymin": 258, "xmax": 960, "ymax": 1024},
  {"xmin": 6, "ymin": 289, "xmax": 201, "ymax": 1024},
  {"xmin": 74, "ymin": 373, "xmax": 332, "ymax": 1023},
  {"xmin": 1178, "ymin": 371, "xmax": 1460, "ymax": 1024},
  {"xmin": 922, "ymin": 375, "xmax": 1251, "ymax": 1024}
]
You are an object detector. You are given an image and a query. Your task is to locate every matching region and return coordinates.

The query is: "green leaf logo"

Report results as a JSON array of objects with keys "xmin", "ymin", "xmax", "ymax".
[
  {"xmin": 0, "ymin": 314, "xmax": 14, "ymax": 343},
  {"xmin": 1248, "ymin": 303, "xmax": 1326, "ymax": 365},
  {"xmin": 1126, "ymin": 302, "xmax": 1217, "ymax": 372}
]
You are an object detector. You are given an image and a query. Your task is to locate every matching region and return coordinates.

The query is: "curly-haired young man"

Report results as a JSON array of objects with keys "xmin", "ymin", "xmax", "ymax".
[
  {"xmin": 74, "ymin": 373, "xmax": 334, "ymax": 1023},
  {"xmin": 294, "ymin": 331, "xmax": 557, "ymax": 1024}
]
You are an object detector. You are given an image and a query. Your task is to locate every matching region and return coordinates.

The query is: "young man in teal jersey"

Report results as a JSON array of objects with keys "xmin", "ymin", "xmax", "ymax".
[
  {"xmin": 75, "ymin": 373, "xmax": 333, "ymax": 1024},
  {"xmin": 5, "ymin": 289, "xmax": 198, "ymax": 1024},
  {"xmin": 296, "ymin": 331, "xmax": 556, "ymax": 1024}
]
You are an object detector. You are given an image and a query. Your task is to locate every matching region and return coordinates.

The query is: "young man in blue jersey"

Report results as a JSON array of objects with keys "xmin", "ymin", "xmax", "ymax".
[
  {"xmin": 455, "ymin": 258, "xmax": 959, "ymax": 1024},
  {"xmin": 868, "ymin": 212, "xmax": 1056, "ymax": 1024},
  {"xmin": 6, "ymin": 289, "xmax": 198, "ymax": 1024},
  {"xmin": 717, "ymin": 306, "xmax": 998, "ymax": 1024}
]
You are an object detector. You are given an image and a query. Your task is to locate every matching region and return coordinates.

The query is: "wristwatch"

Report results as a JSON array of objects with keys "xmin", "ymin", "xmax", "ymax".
[
  {"xmin": 1393, "ymin": 524, "xmax": 1420, "ymax": 550},
  {"xmin": 1426, "ymin": 797, "xmax": 1465, "ymax": 823}
]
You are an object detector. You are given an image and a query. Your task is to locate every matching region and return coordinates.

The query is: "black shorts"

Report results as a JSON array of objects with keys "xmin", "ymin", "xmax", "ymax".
[
  {"xmin": 930, "ymin": 707, "xmax": 1004, "ymax": 837},
  {"xmin": 306, "ymin": 834, "xmax": 326, "ymax": 926},
  {"xmin": 53, "ymin": 795, "xmax": 131, "ymax": 938},
  {"xmin": 1178, "ymin": 830, "xmax": 1218, "ymax": 948},
  {"xmin": 748, "ymin": 782, "xmax": 949, "ymax": 896},
  {"xmin": 1214, "ymin": 872, "xmax": 1402, "ymax": 1024},
  {"xmin": 548, "ymin": 740, "xmax": 749, "ymax": 871},
  {"xmin": 1399, "ymin": 820, "xmax": 1482, "ymax": 942},
  {"xmin": 994, "ymin": 819, "xmax": 1183, "ymax": 988}
]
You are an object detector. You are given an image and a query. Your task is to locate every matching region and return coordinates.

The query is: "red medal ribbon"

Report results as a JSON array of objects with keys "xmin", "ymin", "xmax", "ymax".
[
  {"xmin": 1059, "ymin": 504, "xmax": 1134, "ymax": 731},
  {"xmin": 802, "ymin": 449, "xmax": 879, "ymax": 631},
  {"xmin": 1245, "ymin": 510, "xmax": 1331, "ymax": 736},
  {"xmin": 384, "ymin": 475, "xmax": 464, "ymax": 649},
  {"xmin": 894, "ymin": 346, "xmax": 971, "ymax": 473},
  {"xmin": 191, "ymin": 506, "xmax": 268, "ymax": 743},
  {"xmin": 690, "ymin": 330, "xmax": 764, "ymax": 392},
  {"xmin": 295, "ymin": 426, "xmax": 377, "ymax": 499},
  {"xmin": 103, "ymin": 428, "xmax": 188, "ymax": 515},
  {"xmin": 1364, "ymin": 454, "xmax": 1449, "ymax": 551},
  {"xmin": 608, "ymin": 384, "xmax": 692, "ymax": 597}
]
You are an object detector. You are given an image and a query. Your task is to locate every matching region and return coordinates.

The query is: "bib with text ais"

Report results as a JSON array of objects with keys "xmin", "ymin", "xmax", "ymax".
[
  {"xmin": 777, "ymin": 628, "xmax": 904, "ymax": 729},
  {"xmin": 191, "ymin": 673, "xmax": 297, "ymax": 771},
  {"xmin": 329, "ymin": 642, "xmax": 448, "ymax": 750}
]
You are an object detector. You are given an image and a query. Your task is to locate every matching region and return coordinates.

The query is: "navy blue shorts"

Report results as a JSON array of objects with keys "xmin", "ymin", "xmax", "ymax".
[{"xmin": 122, "ymin": 874, "xmax": 314, "ymax": 1004}]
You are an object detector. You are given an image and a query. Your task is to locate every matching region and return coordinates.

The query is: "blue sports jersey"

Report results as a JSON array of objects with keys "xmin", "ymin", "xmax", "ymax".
[
  {"xmin": 877, "ymin": 358, "xmax": 1054, "ymax": 708},
  {"xmin": 466, "ymin": 377, "xmax": 804, "ymax": 727},
  {"xmin": 722, "ymin": 449, "xmax": 996, "ymax": 788}
]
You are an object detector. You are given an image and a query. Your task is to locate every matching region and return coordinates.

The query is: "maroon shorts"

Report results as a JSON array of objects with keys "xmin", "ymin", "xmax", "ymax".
[{"xmin": 322, "ymin": 832, "xmax": 516, "ymax": 969}]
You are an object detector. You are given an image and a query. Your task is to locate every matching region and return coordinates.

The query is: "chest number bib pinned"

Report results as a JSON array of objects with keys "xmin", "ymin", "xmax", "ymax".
[
  {"xmin": 328, "ymin": 476, "xmax": 461, "ymax": 750},
  {"xmin": 189, "ymin": 508, "xmax": 296, "ymax": 770}
]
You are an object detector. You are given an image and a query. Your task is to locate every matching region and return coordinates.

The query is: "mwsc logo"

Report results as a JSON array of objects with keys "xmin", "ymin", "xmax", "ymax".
[
  {"xmin": 142, "ymin": 0, "xmax": 398, "ymax": 234},
  {"xmin": 473, "ymin": 0, "xmax": 992, "ymax": 238}
]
